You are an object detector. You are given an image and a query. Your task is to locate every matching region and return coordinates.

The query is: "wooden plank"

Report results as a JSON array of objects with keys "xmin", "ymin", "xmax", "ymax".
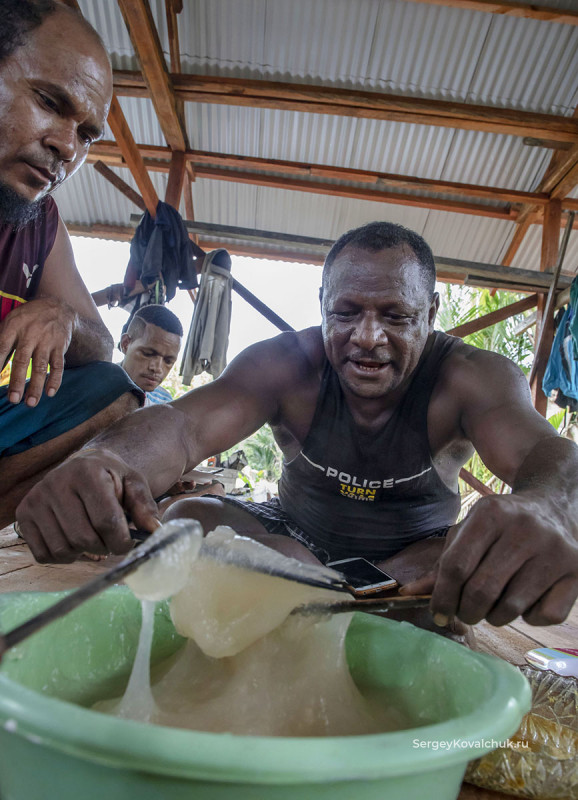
[
  {"xmin": 165, "ymin": 0, "xmax": 181, "ymax": 74},
  {"xmin": 183, "ymin": 171, "xmax": 199, "ymax": 245},
  {"xmin": 447, "ymin": 294, "xmax": 538, "ymax": 339},
  {"xmin": 113, "ymin": 71, "xmax": 578, "ymax": 142},
  {"xmin": 194, "ymin": 166, "xmax": 517, "ymax": 220},
  {"xmin": 165, "ymin": 149, "xmax": 186, "ymax": 208},
  {"xmin": 459, "ymin": 468, "xmax": 495, "ymax": 496},
  {"xmin": 502, "ymin": 116, "xmax": 578, "ymax": 265},
  {"xmin": 403, "ymin": 0, "xmax": 578, "ymax": 25},
  {"xmin": 509, "ymin": 600, "xmax": 578, "ymax": 650},
  {"xmin": 106, "ymin": 95, "xmax": 159, "ymax": 216},
  {"xmin": 93, "ymin": 160, "xmax": 146, "ymax": 211},
  {"xmin": 117, "ymin": 0, "xmax": 187, "ymax": 151},
  {"xmin": 88, "ymin": 141, "xmax": 552, "ymax": 207},
  {"xmin": 530, "ymin": 200, "xmax": 563, "ymax": 414},
  {"xmin": 472, "ymin": 619, "xmax": 541, "ymax": 665},
  {"xmin": 501, "ymin": 217, "xmax": 533, "ymax": 267}
]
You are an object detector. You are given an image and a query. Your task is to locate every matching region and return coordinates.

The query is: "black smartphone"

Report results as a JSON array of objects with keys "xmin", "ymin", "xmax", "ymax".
[{"xmin": 326, "ymin": 557, "xmax": 398, "ymax": 596}]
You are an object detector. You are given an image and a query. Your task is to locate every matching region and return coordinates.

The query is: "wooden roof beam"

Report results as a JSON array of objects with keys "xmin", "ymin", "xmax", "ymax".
[
  {"xmin": 499, "ymin": 121, "xmax": 578, "ymax": 266},
  {"xmin": 193, "ymin": 165, "xmax": 517, "ymax": 220},
  {"xmin": 447, "ymin": 294, "xmax": 538, "ymax": 339},
  {"xmin": 106, "ymin": 97, "xmax": 159, "ymax": 216},
  {"xmin": 116, "ymin": 0, "xmax": 187, "ymax": 152},
  {"xmin": 93, "ymin": 161, "xmax": 146, "ymax": 212},
  {"xmin": 165, "ymin": 0, "xmax": 182, "ymax": 75},
  {"xmin": 87, "ymin": 141, "xmax": 554, "ymax": 207},
  {"xmin": 165, "ymin": 149, "xmax": 186, "ymax": 208},
  {"xmin": 113, "ymin": 70, "xmax": 578, "ymax": 143},
  {"xmin": 403, "ymin": 0, "xmax": 578, "ymax": 25}
]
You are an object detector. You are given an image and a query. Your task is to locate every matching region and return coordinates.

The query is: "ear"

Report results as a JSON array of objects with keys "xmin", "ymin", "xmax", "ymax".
[
  {"xmin": 319, "ymin": 286, "xmax": 324, "ymax": 313},
  {"xmin": 428, "ymin": 292, "xmax": 440, "ymax": 331},
  {"xmin": 120, "ymin": 332, "xmax": 131, "ymax": 354}
]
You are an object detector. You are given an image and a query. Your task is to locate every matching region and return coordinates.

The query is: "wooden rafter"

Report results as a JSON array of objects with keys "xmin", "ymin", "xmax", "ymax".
[
  {"xmin": 403, "ymin": 0, "xmax": 578, "ymax": 25},
  {"xmin": 87, "ymin": 141, "xmax": 551, "ymax": 205},
  {"xmin": 106, "ymin": 96, "xmax": 159, "ymax": 216},
  {"xmin": 447, "ymin": 294, "xmax": 538, "ymax": 339},
  {"xmin": 62, "ymin": 0, "xmax": 159, "ymax": 217},
  {"xmin": 86, "ymin": 142, "xmax": 578, "ymax": 225},
  {"xmin": 531, "ymin": 200, "xmax": 563, "ymax": 415},
  {"xmin": 500, "ymin": 115, "xmax": 578, "ymax": 267},
  {"xmin": 193, "ymin": 167, "xmax": 517, "ymax": 221},
  {"xmin": 116, "ymin": 0, "xmax": 187, "ymax": 152},
  {"xmin": 165, "ymin": 0, "xmax": 182, "ymax": 74},
  {"xmin": 112, "ymin": 71, "xmax": 578, "ymax": 143},
  {"xmin": 93, "ymin": 161, "xmax": 146, "ymax": 212},
  {"xmin": 165, "ymin": 150, "xmax": 186, "ymax": 208}
]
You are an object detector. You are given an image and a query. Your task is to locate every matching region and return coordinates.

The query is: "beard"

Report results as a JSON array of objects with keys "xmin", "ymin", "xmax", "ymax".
[{"xmin": 0, "ymin": 181, "xmax": 44, "ymax": 228}]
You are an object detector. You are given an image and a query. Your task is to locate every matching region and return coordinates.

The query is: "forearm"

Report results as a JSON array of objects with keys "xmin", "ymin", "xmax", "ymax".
[
  {"xmin": 65, "ymin": 315, "xmax": 113, "ymax": 364},
  {"xmin": 512, "ymin": 435, "xmax": 578, "ymax": 522},
  {"xmin": 85, "ymin": 404, "xmax": 194, "ymax": 499}
]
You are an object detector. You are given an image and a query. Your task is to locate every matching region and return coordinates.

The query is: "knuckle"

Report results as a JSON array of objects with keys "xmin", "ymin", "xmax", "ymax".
[{"xmin": 443, "ymin": 561, "xmax": 469, "ymax": 583}]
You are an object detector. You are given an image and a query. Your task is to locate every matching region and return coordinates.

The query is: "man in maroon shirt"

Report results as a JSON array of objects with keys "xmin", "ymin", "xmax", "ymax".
[{"xmin": 0, "ymin": 1, "xmax": 142, "ymax": 527}]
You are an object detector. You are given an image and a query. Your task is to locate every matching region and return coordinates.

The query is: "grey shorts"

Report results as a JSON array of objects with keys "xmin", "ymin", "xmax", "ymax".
[{"xmin": 220, "ymin": 496, "xmax": 449, "ymax": 565}]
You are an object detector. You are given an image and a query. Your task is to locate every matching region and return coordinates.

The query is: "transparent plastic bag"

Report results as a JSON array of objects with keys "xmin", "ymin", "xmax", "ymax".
[{"xmin": 465, "ymin": 667, "xmax": 578, "ymax": 799}]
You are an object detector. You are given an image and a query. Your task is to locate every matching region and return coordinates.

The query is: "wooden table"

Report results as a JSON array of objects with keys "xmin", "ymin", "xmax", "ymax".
[{"xmin": 1, "ymin": 526, "xmax": 577, "ymax": 800}]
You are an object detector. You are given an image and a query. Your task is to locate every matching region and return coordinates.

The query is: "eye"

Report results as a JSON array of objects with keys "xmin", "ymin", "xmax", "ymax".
[
  {"xmin": 78, "ymin": 129, "xmax": 93, "ymax": 146},
  {"xmin": 37, "ymin": 91, "xmax": 58, "ymax": 112},
  {"xmin": 384, "ymin": 312, "xmax": 411, "ymax": 324}
]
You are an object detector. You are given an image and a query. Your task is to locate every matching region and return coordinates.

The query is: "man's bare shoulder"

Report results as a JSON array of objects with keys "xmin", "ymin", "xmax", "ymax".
[
  {"xmin": 432, "ymin": 335, "xmax": 534, "ymax": 433},
  {"xmin": 221, "ymin": 326, "xmax": 324, "ymax": 388},
  {"xmin": 439, "ymin": 336, "xmax": 529, "ymax": 393}
]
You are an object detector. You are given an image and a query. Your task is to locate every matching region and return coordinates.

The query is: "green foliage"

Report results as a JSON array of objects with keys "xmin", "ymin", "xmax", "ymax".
[
  {"xmin": 223, "ymin": 425, "xmax": 283, "ymax": 482},
  {"xmin": 439, "ymin": 284, "xmax": 536, "ymax": 494},
  {"xmin": 547, "ymin": 409, "xmax": 567, "ymax": 433},
  {"xmin": 437, "ymin": 285, "xmax": 535, "ymax": 373}
]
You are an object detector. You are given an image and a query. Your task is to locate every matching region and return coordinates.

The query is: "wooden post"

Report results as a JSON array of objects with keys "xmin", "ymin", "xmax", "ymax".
[
  {"xmin": 532, "ymin": 200, "xmax": 562, "ymax": 415},
  {"xmin": 165, "ymin": 150, "xmax": 186, "ymax": 209}
]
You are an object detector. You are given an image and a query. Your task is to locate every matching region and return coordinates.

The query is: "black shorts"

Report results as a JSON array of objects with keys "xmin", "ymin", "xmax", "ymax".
[{"xmin": 221, "ymin": 496, "xmax": 449, "ymax": 565}]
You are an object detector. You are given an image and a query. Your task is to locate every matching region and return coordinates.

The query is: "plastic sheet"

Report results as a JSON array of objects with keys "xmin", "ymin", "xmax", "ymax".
[{"xmin": 465, "ymin": 666, "xmax": 578, "ymax": 799}]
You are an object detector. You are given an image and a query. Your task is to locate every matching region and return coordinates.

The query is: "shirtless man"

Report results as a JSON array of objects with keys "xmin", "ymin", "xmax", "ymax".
[
  {"xmin": 16, "ymin": 221, "xmax": 578, "ymax": 628},
  {"xmin": 0, "ymin": 1, "xmax": 142, "ymax": 526}
]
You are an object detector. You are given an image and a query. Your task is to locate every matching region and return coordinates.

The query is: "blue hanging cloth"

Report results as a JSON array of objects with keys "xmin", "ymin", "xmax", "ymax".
[{"xmin": 543, "ymin": 304, "xmax": 578, "ymax": 411}]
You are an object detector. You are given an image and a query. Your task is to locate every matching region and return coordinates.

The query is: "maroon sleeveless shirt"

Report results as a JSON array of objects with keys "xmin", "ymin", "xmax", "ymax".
[{"xmin": 0, "ymin": 196, "xmax": 59, "ymax": 322}]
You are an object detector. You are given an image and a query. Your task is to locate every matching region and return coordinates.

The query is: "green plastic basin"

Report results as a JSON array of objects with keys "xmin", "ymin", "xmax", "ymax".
[{"xmin": 0, "ymin": 588, "xmax": 530, "ymax": 800}]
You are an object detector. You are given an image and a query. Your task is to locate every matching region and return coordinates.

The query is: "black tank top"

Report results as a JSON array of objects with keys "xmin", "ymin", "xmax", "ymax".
[{"xmin": 278, "ymin": 331, "xmax": 462, "ymax": 560}]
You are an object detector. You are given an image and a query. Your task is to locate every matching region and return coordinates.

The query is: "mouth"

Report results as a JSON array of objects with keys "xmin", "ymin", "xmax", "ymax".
[
  {"xmin": 348, "ymin": 358, "xmax": 390, "ymax": 375},
  {"xmin": 23, "ymin": 162, "xmax": 57, "ymax": 188}
]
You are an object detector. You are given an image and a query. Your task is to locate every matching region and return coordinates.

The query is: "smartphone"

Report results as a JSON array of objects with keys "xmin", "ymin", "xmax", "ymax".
[{"xmin": 326, "ymin": 557, "xmax": 398, "ymax": 596}]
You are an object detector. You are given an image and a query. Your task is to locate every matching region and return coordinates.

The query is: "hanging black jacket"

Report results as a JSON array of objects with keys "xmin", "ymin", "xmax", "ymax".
[{"xmin": 123, "ymin": 201, "xmax": 198, "ymax": 301}]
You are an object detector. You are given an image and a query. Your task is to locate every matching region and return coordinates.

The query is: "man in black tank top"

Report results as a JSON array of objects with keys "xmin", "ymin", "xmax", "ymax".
[{"xmin": 19, "ymin": 222, "xmax": 578, "ymax": 632}]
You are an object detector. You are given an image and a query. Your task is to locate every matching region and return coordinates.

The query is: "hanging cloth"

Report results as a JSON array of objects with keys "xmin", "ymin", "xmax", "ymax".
[
  {"xmin": 122, "ymin": 201, "xmax": 199, "ymax": 305},
  {"xmin": 180, "ymin": 249, "xmax": 233, "ymax": 384},
  {"xmin": 542, "ymin": 305, "xmax": 578, "ymax": 411},
  {"xmin": 568, "ymin": 275, "xmax": 578, "ymax": 360}
]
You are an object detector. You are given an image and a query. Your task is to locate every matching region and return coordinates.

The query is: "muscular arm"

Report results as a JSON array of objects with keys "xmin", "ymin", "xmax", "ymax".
[
  {"xmin": 16, "ymin": 332, "xmax": 312, "ymax": 561},
  {"xmin": 38, "ymin": 216, "xmax": 113, "ymax": 364},
  {"xmin": 0, "ymin": 217, "xmax": 112, "ymax": 405},
  {"xmin": 413, "ymin": 346, "xmax": 578, "ymax": 627}
]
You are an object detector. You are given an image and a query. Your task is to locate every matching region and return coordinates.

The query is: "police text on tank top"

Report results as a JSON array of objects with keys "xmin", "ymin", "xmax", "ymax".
[{"xmin": 278, "ymin": 331, "xmax": 462, "ymax": 560}]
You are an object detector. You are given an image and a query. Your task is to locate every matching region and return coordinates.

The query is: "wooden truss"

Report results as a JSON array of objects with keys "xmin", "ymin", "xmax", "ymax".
[{"xmin": 65, "ymin": 0, "xmax": 578, "ymax": 422}]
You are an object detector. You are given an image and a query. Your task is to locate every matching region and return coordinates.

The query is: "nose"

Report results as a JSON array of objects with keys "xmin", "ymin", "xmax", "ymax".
[
  {"xmin": 350, "ymin": 314, "xmax": 387, "ymax": 350},
  {"xmin": 149, "ymin": 356, "xmax": 164, "ymax": 375},
  {"xmin": 44, "ymin": 120, "xmax": 78, "ymax": 164}
]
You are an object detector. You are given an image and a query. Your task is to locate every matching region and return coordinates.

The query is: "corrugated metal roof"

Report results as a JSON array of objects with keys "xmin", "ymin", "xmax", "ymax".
[{"xmin": 53, "ymin": 0, "xmax": 578, "ymax": 288}]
